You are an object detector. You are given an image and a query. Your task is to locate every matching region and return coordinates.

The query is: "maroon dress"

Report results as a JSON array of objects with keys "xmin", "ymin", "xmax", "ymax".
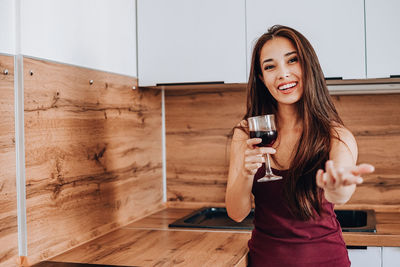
[{"xmin": 248, "ymin": 165, "xmax": 350, "ymax": 267}]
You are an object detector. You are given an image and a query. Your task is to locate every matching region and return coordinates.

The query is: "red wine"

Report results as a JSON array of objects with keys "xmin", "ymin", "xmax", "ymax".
[{"xmin": 250, "ymin": 130, "xmax": 277, "ymax": 147}]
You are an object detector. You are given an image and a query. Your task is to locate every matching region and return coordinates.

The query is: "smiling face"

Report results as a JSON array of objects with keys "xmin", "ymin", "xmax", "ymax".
[{"xmin": 259, "ymin": 37, "xmax": 303, "ymax": 106}]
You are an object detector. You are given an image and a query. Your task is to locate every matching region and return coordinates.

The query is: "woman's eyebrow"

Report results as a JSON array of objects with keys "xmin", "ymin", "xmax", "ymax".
[
  {"xmin": 262, "ymin": 51, "xmax": 297, "ymax": 65},
  {"xmin": 285, "ymin": 51, "xmax": 297, "ymax": 57},
  {"xmin": 262, "ymin": 58, "xmax": 273, "ymax": 64}
]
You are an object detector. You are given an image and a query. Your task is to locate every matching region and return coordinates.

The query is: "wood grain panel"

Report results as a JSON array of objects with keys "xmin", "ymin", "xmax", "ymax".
[
  {"xmin": 165, "ymin": 88, "xmax": 246, "ymax": 203},
  {"xmin": 0, "ymin": 55, "xmax": 18, "ymax": 267},
  {"xmin": 50, "ymin": 228, "xmax": 250, "ymax": 267},
  {"xmin": 23, "ymin": 57, "xmax": 163, "ymax": 264},
  {"xmin": 332, "ymin": 94, "xmax": 400, "ymax": 205},
  {"xmin": 165, "ymin": 87, "xmax": 400, "ymax": 207}
]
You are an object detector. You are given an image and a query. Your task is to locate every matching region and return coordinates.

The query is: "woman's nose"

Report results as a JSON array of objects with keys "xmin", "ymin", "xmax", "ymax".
[{"xmin": 277, "ymin": 66, "xmax": 290, "ymax": 79}]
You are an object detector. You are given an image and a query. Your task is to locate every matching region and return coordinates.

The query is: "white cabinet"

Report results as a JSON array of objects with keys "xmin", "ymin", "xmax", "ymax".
[
  {"xmin": 0, "ymin": 0, "xmax": 16, "ymax": 54},
  {"xmin": 21, "ymin": 0, "xmax": 137, "ymax": 77},
  {"xmin": 383, "ymin": 247, "xmax": 400, "ymax": 267},
  {"xmin": 246, "ymin": 0, "xmax": 366, "ymax": 80},
  {"xmin": 365, "ymin": 0, "xmax": 400, "ymax": 78},
  {"xmin": 137, "ymin": 0, "xmax": 247, "ymax": 86},
  {"xmin": 348, "ymin": 247, "xmax": 382, "ymax": 267}
]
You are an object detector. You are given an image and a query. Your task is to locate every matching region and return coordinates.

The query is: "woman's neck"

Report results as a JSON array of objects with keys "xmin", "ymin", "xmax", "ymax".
[{"xmin": 277, "ymin": 103, "xmax": 302, "ymax": 130}]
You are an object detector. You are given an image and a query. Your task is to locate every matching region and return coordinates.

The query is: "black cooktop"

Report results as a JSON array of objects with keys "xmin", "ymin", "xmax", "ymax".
[{"xmin": 168, "ymin": 207, "xmax": 376, "ymax": 232}]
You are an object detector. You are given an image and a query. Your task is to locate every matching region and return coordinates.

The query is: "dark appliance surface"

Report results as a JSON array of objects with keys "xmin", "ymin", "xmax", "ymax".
[{"xmin": 168, "ymin": 207, "xmax": 376, "ymax": 232}]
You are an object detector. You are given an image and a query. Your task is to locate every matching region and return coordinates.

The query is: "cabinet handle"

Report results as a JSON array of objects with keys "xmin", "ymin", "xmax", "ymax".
[
  {"xmin": 325, "ymin": 77, "xmax": 343, "ymax": 80},
  {"xmin": 346, "ymin": 246, "xmax": 367, "ymax": 250}
]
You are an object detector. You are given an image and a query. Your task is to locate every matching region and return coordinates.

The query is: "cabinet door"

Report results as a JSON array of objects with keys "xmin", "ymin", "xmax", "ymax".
[
  {"xmin": 137, "ymin": 0, "xmax": 247, "ymax": 86},
  {"xmin": 365, "ymin": 0, "xmax": 400, "ymax": 78},
  {"xmin": 348, "ymin": 247, "xmax": 382, "ymax": 267},
  {"xmin": 246, "ymin": 0, "xmax": 365, "ymax": 80},
  {"xmin": 383, "ymin": 247, "xmax": 400, "ymax": 267},
  {"xmin": 0, "ymin": 0, "xmax": 16, "ymax": 54},
  {"xmin": 21, "ymin": 0, "xmax": 137, "ymax": 77}
]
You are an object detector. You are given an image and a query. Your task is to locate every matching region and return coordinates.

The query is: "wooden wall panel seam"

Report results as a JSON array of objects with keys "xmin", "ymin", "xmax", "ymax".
[{"xmin": 15, "ymin": 54, "xmax": 28, "ymax": 259}]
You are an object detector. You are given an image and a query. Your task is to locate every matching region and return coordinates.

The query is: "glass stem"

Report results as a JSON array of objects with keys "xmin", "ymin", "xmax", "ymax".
[{"xmin": 264, "ymin": 153, "xmax": 273, "ymax": 176}]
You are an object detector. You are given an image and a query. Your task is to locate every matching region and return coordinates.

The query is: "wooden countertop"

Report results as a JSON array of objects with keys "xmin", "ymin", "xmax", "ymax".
[
  {"xmin": 50, "ymin": 208, "xmax": 250, "ymax": 266},
  {"xmin": 123, "ymin": 206, "xmax": 400, "ymax": 247},
  {"xmin": 49, "ymin": 207, "xmax": 400, "ymax": 266}
]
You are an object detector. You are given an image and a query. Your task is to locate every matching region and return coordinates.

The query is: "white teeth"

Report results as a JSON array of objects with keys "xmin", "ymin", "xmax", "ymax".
[{"xmin": 278, "ymin": 82, "xmax": 297, "ymax": 90}]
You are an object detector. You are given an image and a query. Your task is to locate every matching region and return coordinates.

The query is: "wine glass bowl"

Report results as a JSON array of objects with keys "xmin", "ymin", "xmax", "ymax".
[{"xmin": 247, "ymin": 115, "xmax": 282, "ymax": 182}]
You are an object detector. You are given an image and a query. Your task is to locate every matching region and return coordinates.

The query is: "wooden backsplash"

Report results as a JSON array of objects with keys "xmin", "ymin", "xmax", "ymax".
[
  {"xmin": 23, "ymin": 57, "xmax": 163, "ymax": 264},
  {"xmin": 165, "ymin": 87, "xmax": 400, "ymax": 207},
  {"xmin": 0, "ymin": 55, "xmax": 18, "ymax": 266}
]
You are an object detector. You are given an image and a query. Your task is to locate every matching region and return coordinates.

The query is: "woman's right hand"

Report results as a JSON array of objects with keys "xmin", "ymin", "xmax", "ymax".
[{"xmin": 244, "ymin": 138, "xmax": 276, "ymax": 179}]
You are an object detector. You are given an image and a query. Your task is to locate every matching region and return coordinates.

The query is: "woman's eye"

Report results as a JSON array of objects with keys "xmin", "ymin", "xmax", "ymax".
[
  {"xmin": 264, "ymin": 65, "xmax": 274, "ymax": 70},
  {"xmin": 288, "ymin": 57, "xmax": 298, "ymax": 63}
]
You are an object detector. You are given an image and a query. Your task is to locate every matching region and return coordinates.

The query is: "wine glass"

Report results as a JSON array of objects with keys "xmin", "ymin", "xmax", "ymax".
[{"xmin": 247, "ymin": 115, "xmax": 282, "ymax": 182}]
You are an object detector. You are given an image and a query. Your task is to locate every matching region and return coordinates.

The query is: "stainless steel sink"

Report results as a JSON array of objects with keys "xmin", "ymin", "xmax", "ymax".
[{"xmin": 169, "ymin": 207, "xmax": 376, "ymax": 232}]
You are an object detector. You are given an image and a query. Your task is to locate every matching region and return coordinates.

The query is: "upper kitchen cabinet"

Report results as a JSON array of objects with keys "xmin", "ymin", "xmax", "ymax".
[
  {"xmin": 246, "ymin": 0, "xmax": 366, "ymax": 80},
  {"xmin": 365, "ymin": 0, "xmax": 400, "ymax": 78},
  {"xmin": 21, "ymin": 0, "xmax": 137, "ymax": 77},
  {"xmin": 137, "ymin": 0, "xmax": 247, "ymax": 86},
  {"xmin": 0, "ymin": 0, "xmax": 16, "ymax": 55}
]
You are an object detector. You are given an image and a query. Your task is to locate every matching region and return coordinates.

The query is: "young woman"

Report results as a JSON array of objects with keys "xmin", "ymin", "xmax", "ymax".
[{"xmin": 225, "ymin": 25, "xmax": 375, "ymax": 267}]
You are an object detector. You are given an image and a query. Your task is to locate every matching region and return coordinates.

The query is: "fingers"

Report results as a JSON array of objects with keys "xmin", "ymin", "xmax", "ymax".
[
  {"xmin": 350, "ymin": 164, "xmax": 375, "ymax": 176},
  {"xmin": 244, "ymin": 156, "xmax": 263, "ymax": 176},
  {"xmin": 245, "ymin": 147, "xmax": 276, "ymax": 156},
  {"xmin": 243, "ymin": 138, "xmax": 276, "ymax": 177},
  {"xmin": 244, "ymin": 163, "xmax": 262, "ymax": 175},
  {"xmin": 317, "ymin": 161, "xmax": 372, "ymax": 190},
  {"xmin": 316, "ymin": 169, "xmax": 324, "ymax": 188},
  {"xmin": 244, "ymin": 154, "xmax": 264, "ymax": 163},
  {"xmin": 246, "ymin": 138, "xmax": 262, "ymax": 148},
  {"xmin": 239, "ymin": 120, "xmax": 248, "ymax": 128},
  {"xmin": 325, "ymin": 160, "xmax": 339, "ymax": 187},
  {"xmin": 344, "ymin": 164, "xmax": 374, "ymax": 185}
]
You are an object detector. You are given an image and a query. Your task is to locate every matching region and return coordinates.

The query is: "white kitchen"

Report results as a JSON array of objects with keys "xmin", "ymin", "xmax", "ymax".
[{"xmin": 1, "ymin": 0, "xmax": 400, "ymax": 266}]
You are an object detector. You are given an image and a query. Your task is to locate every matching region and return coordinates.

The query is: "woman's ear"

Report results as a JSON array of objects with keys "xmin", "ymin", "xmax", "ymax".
[{"xmin": 258, "ymin": 74, "xmax": 264, "ymax": 84}]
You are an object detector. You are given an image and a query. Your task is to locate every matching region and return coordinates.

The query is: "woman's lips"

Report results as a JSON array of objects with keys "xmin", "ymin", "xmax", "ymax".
[{"xmin": 277, "ymin": 82, "xmax": 298, "ymax": 94}]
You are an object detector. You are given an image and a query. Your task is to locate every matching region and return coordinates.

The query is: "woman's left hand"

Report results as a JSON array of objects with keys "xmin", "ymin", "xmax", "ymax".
[{"xmin": 316, "ymin": 160, "xmax": 375, "ymax": 190}]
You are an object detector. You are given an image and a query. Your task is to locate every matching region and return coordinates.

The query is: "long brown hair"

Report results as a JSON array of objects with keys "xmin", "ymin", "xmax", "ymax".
[{"xmin": 244, "ymin": 25, "xmax": 343, "ymax": 220}]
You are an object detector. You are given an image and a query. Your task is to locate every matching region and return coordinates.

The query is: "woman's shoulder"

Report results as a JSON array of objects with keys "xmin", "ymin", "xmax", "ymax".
[
  {"xmin": 232, "ymin": 120, "xmax": 249, "ymax": 140},
  {"xmin": 331, "ymin": 124, "xmax": 356, "ymax": 143},
  {"xmin": 330, "ymin": 124, "xmax": 358, "ymax": 159}
]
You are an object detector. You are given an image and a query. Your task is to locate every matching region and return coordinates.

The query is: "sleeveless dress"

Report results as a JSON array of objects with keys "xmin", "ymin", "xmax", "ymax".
[{"xmin": 248, "ymin": 165, "xmax": 351, "ymax": 267}]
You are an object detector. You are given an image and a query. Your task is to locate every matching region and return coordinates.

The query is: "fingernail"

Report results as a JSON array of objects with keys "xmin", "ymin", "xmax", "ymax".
[
  {"xmin": 370, "ymin": 166, "xmax": 375, "ymax": 172},
  {"xmin": 357, "ymin": 177, "xmax": 363, "ymax": 183}
]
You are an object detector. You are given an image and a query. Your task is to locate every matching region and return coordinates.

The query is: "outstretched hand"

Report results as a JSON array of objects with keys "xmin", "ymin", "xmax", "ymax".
[{"xmin": 316, "ymin": 160, "xmax": 375, "ymax": 190}]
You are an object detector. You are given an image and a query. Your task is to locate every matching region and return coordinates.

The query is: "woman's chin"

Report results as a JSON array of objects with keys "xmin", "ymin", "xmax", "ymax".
[{"xmin": 276, "ymin": 95, "xmax": 302, "ymax": 105}]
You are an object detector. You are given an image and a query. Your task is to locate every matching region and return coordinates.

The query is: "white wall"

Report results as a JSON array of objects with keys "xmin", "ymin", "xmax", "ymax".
[
  {"xmin": 0, "ymin": 0, "xmax": 16, "ymax": 54},
  {"xmin": 21, "ymin": 0, "xmax": 137, "ymax": 77}
]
